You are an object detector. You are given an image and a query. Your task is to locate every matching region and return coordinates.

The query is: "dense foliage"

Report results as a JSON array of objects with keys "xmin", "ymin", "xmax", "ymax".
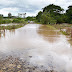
[
  {"xmin": 36, "ymin": 4, "xmax": 72, "ymax": 24},
  {"xmin": 8, "ymin": 13, "xmax": 12, "ymax": 18},
  {"xmin": 12, "ymin": 19, "xmax": 26, "ymax": 24},
  {"xmin": 26, "ymin": 16, "xmax": 36, "ymax": 21},
  {"xmin": 0, "ymin": 19, "xmax": 12, "ymax": 24},
  {"xmin": 0, "ymin": 18, "xmax": 26, "ymax": 24},
  {"xmin": 66, "ymin": 6, "xmax": 72, "ymax": 23},
  {"xmin": 0, "ymin": 4, "xmax": 72, "ymax": 25},
  {"xmin": 40, "ymin": 11, "xmax": 56, "ymax": 24}
]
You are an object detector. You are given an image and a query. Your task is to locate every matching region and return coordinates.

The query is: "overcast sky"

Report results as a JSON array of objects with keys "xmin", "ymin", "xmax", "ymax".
[{"xmin": 0, "ymin": 0, "xmax": 72, "ymax": 17}]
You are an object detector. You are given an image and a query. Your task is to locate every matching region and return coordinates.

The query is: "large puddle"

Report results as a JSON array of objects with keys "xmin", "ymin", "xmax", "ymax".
[
  {"xmin": 0, "ymin": 24, "xmax": 72, "ymax": 72},
  {"xmin": 0, "ymin": 23, "xmax": 19, "ymax": 26}
]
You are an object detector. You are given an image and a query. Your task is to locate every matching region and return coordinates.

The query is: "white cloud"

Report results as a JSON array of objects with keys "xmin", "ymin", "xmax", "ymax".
[
  {"xmin": 0, "ymin": 0, "xmax": 15, "ymax": 5},
  {"xmin": 0, "ymin": 8, "xmax": 19, "ymax": 16},
  {"xmin": 0, "ymin": 0, "xmax": 72, "ymax": 16},
  {"xmin": 26, "ymin": 10, "xmax": 41, "ymax": 17}
]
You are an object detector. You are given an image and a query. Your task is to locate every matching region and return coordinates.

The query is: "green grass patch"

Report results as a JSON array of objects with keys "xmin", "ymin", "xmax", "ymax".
[
  {"xmin": 60, "ymin": 31, "xmax": 70, "ymax": 35},
  {"xmin": 0, "ymin": 24, "xmax": 25, "ymax": 30}
]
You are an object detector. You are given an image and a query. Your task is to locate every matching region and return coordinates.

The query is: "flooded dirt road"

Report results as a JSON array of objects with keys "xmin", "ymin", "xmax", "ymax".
[{"xmin": 0, "ymin": 24, "xmax": 72, "ymax": 72}]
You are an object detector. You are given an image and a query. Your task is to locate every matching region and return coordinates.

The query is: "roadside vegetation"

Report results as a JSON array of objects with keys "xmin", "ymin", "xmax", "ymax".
[
  {"xmin": 0, "ymin": 15, "xmax": 27, "ymax": 30},
  {"xmin": 35, "ymin": 4, "xmax": 72, "ymax": 36},
  {"xmin": 0, "ymin": 17, "xmax": 27, "ymax": 24},
  {"xmin": 0, "ymin": 24, "xmax": 25, "ymax": 30},
  {"xmin": 36, "ymin": 4, "xmax": 72, "ymax": 24},
  {"xmin": 0, "ymin": 4, "xmax": 72, "ymax": 33},
  {"xmin": 51, "ymin": 24, "xmax": 72, "ymax": 35},
  {"xmin": 26, "ymin": 16, "xmax": 36, "ymax": 21},
  {"xmin": 12, "ymin": 18, "xmax": 27, "ymax": 24}
]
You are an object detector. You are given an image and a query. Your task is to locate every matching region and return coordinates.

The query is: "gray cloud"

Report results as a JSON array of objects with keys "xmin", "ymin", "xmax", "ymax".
[{"xmin": 0, "ymin": 0, "xmax": 72, "ymax": 16}]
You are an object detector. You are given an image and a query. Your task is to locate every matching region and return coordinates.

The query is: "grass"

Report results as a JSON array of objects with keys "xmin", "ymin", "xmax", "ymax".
[
  {"xmin": 0, "ymin": 18, "xmax": 27, "ymax": 24},
  {"xmin": 0, "ymin": 18, "xmax": 27, "ymax": 30},
  {"xmin": 45, "ymin": 24, "xmax": 72, "ymax": 36},
  {"xmin": 0, "ymin": 24, "xmax": 25, "ymax": 30},
  {"xmin": 51, "ymin": 24, "xmax": 72, "ymax": 36},
  {"xmin": 47, "ymin": 24, "xmax": 57, "ymax": 30},
  {"xmin": 60, "ymin": 31, "xmax": 68, "ymax": 35}
]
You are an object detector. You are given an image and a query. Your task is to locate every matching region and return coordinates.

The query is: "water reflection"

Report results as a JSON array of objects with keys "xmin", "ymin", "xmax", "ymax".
[
  {"xmin": 0, "ymin": 23, "xmax": 19, "ymax": 26},
  {"xmin": 0, "ymin": 29, "xmax": 15, "ymax": 39},
  {"xmin": 0, "ymin": 30, "xmax": 5, "ymax": 39},
  {"xmin": 37, "ymin": 25, "xmax": 60, "ymax": 43},
  {"xmin": 0, "ymin": 24, "xmax": 72, "ymax": 72},
  {"xmin": 9, "ymin": 29, "xmax": 15, "ymax": 35}
]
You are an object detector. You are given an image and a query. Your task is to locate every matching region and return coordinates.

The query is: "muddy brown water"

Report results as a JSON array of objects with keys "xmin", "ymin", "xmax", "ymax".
[{"xmin": 0, "ymin": 24, "xmax": 72, "ymax": 72}]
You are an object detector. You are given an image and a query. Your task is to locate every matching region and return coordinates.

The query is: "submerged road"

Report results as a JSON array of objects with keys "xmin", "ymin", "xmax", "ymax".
[{"xmin": 0, "ymin": 24, "xmax": 72, "ymax": 72}]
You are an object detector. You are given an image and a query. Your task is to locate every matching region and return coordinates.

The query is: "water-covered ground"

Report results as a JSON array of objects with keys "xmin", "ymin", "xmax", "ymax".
[
  {"xmin": 0, "ymin": 23, "xmax": 19, "ymax": 26},
  {"xmin": 0, "ymin": 24, "xmax": 72, "ymax": 72}
]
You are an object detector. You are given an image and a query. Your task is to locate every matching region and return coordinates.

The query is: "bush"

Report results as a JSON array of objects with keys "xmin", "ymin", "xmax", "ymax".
[
  {"xmin": 0, "ymin": 18, "xmax": 26, "ymax": 24},
  {"xmin": 40, "ymin": 12, "xmax": 57, "ymax": 24},
  {"xmin": 70, "ymin": 20, "xmax": 72, "ymax": 24},
  {"xmin": 12, "ymin": 19, "xmax": 26, "ymax": 24},
  {"xmin": 0, "ymin": 19, "xmax": 12, "ymax": 24},
  {"xmin": 6, "ymin": 20, "xmax": 12, "ymax": 23},
  {"xmin": 12, "ymin": 19, "xmax": 21, "ymax": 23}
]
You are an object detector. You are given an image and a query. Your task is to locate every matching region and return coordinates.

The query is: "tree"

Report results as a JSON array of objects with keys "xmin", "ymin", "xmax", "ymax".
[
  {"xmin": 8, "ymin": 13, "xmax": 12, "ymax": 18},
  {"xmin": 43, "ymin": 4, "xmax": 64, "ymax": 15},
  {"xmin": 42, "ymin": 4, "xmax": 64, "ymax": 23},
  {"xmin": 66, "ymin": 5, "xmax": 72, "ymax": 23},
  {"xmin": 36, "ymin": 4, "xmax": 64, "ymax": 24},
  {"xmin": 36, "ymin": 11, "xmax": 42, "ymax": 22},
  {"xmin": 26, "ymin": 16, "xmax": 35, "ymax": 21},
  {"xmin": 0, "ymin": 14, "xmax": 3, "ymax": 19},
  {"xmin": 40, "ymin": 11, "xmax": 56, "ymax": 24}
]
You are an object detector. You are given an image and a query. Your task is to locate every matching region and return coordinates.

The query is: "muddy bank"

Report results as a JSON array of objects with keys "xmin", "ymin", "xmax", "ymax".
[{"xmin": 0, "ymin": 56, "xmax": 57, "ymax": 72}]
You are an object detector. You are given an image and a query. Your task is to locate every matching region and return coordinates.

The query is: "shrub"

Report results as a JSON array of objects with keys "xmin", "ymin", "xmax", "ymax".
[
  {"xmin": 40, "ymin": 11, "xmax": 57, "ymax": 24},
  {"xmin": 12, "ymin": 19, "xmax": 26, "ymax": 24},
  {"xmin": 0, "ymin": 19, "xmax": 12, "ymax": 24},
  {"xmin": 12, "ymin": 19, "xmax": 21, "ymax": 23}
]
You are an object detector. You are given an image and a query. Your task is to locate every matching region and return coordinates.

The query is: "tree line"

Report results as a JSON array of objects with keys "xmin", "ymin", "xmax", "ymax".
[{"xmin": 36, "ymin": 4, "xmax": 72, "ymax": 24}]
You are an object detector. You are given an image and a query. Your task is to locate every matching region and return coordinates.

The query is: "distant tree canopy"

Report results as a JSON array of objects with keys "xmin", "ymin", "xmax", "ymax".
[
  {"xmin": 66, "ymin": 5, "xmax": 72, "ymax": 23},
  {"xmin": 43, "ymin": 4, "xmax": 64, "ymax": 13},
  {"xmin": 8, "ymin": 13, "xmax": 12, "ymax": 18},
  {"xmin": 36, "ymin": 4, "xmax": 72, "ymax": 24},
  {"xmin": 0, "ymin": 14, "xmax": 3, "ymax": 17},
  {"xmin": 40, "ymin": 11, "xmax": 56, "ymax": 24},
  {"xmin": 26, "ymin": 16, "xmax": 35, "ymax": 21},
  {"xmin": 0, "ymin": 14, "xmax": 3, "ymax": 19},
  {"xmin": 36, "ymin": 11, "xmax": 42, "ymax": 22}
]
